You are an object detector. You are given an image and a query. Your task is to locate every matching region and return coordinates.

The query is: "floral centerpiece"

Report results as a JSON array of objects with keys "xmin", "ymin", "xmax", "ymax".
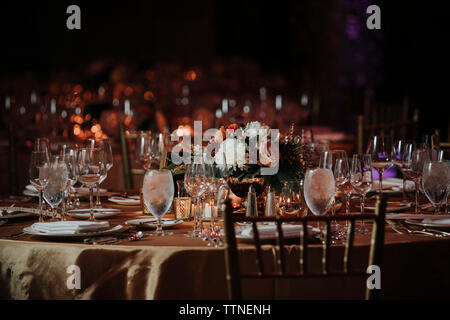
[{"xmin": 165, "ymin": 121, "xmax": 315, "ymax": 195}]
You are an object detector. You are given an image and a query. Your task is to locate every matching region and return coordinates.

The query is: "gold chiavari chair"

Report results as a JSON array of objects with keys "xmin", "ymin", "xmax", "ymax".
[
  {"xmin": 119, "ymin": 123, "xmax": 169, "ymax": 189},
  {"xmin": 119, "ymin": 123, "xmax": 146, "ymax": 189},
  {"xmin": 222, "ymin": 195, "xmax": 387, "ymax": 300}
]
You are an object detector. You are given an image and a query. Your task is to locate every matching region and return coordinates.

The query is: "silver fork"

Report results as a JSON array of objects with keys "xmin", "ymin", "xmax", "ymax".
[{"xmin": 391, "ymin": 221, "xmax": 450, "ymax": 237}]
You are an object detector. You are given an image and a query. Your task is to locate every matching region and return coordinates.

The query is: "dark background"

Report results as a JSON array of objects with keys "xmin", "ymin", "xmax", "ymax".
[{"xmin": 0, "ymin": 0, "xmax": 449, "ymax": 138}]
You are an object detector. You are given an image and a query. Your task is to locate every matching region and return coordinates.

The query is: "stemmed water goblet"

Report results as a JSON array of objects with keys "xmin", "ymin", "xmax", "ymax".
[
  {"xmin": 142, "ymin": 169, "xmax": 175, "ymax": 236},
  {"xmin": 29, "ymin": 150, "xmax": 50, "ymax": 222},
  {"xmin": 350, "ymin": 154, "xmax": 374, "ymax": 234},
  {"xmin": 303, "ymin": 167, "xmax": 336, "ymax": 242},
  {"xmin": 43, "ymin": 157, "xmax": 69, "ymax": 221},
  {"xmin": 78, "ymin": 148, "xmax": 107, "ymax": 221},
  {"xmin": 184, "ymin": 163, "xmax": 212, "ymax": 237},
  {"xmin": 421, "ymin": 160, "xmax": 450, "ymax": 214},
  {"xmin": 87, "ymin": 139, "xmax": 114, "ymax": 208},
  {"xmin": 366, "ymin": 135, "xmax": 393, "ymax": 193},
  {"xmin": 333, "ymin": 152, "xmax": 353, "ymax": 215},
  {"xmin": 62, "ymin": 147, "xmax": 80, "ymax": 209},
  {"xmin": 403, "ymin": 145, "xmax": 430, "ymax": 214},
  {"xmin": 136, "ymin": 132, "xmax": 164, "ymax": 170},
  {"xmin": 393, "ymin": 140, "xmax": 412, "ymax": 203}
]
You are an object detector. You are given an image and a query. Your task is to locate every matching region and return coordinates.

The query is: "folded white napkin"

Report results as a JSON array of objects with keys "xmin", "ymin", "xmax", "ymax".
[
  {"xmin": 30, "ymin": 221, "xmax": 110, "ymax": 234},
  {"xmin": 239, "ymin": 224, "xmax": 309, "ymax": 239},
  {"xmin": 373, "ymin": 178, "xmax": 414, "ymax": 192}
]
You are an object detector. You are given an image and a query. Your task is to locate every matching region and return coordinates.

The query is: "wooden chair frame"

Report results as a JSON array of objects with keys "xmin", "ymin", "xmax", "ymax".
[{"xmin": 223, "ymin": 196, "xmax": 387, "ymax": 300}]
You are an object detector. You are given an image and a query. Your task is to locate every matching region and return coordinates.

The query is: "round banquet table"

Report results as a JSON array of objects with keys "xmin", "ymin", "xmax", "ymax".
[{"xmin": 1, "ymin": 197, "xmax": 450, "ymax": 300}]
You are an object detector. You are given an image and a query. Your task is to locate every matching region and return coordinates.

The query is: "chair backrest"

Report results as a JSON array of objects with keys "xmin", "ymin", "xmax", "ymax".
[
  {"xmin": 222, "ymin": 195, "xmax": 387, "ymax": 300},
  {"xmin": 357, "ymin": 97, "xmax": 419, "ymax": 154}
]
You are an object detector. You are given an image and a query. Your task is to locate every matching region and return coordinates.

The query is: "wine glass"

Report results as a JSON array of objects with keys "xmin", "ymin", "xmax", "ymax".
[
  {"xmin": 350, "ymin": 154, "xmax": 374, "ymax": 234},
  {"xmin": 366, "ymin": 135, "xmax": 393, "ymax": 193},
  {"xmin": 304, "ymin": 168, "xmax": 336, "ymax": 241},
  {"xmin": 63, "ymin": 147, "xmax": 79, "ymax": 209},
  {"xmin": 87, "ymin": 139, "xmax": 114, "ymax": 207},
  {"xmin": 34, "ymin": 137, "xmax": 50, "ymax": 153},
  {"xmin": 184, "ymin": 163, "xmax": 212, "ymax": 237},
  {"xmin": 393, "ymin": 140, "xmax": 411, "ymax": 203},
  {"xmin": 43, "ymin": 157, "xmax": 69, "ymax": 221},
  {"xmin": 135, "ymin": 132, "xmax": 164, "ymax": 170},
  {"xmin": 422, "ymin": 160, "xmax": 450, "ymax": 214},
  {"xmin": 29, "ymin": 150, "xmax": 50, "ymax": 222},
  {"xmin": 333, "ymin": 152, "xmax": 353, "ymax": 215},
  {"xmin": 78, "ymin": 148, "xmax": 107, "ymax": 221},
  {"xmin": 403, "ymin": 146, "xmax": 430, "ymax": 214},
  {"xmin": 142, "ymin": 169, "xmax": 175, "ymax": 236}
]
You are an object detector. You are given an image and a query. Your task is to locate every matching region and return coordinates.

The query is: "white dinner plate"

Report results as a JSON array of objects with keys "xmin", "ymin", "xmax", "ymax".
[
  {"xmin": 125, "ymin": 218, "xmax": 183, "ymax": 229},
  {"xmin": 67, "ymin": 208, "xmax": 121, "ymax": 220},
  {"xmin": 405, "ymin": 218, "xmax": 450, "ymax": 230},
  {"xmin": 355, "ymin": 201, "xmax": 412, "ymax": 213},
  {"xmin": 23, "ymin": 224, "xmax": 125, "ymax": 238},
  {"xmin": 108, "ymin": 196, "xmax": 141, "ymax": 206}
]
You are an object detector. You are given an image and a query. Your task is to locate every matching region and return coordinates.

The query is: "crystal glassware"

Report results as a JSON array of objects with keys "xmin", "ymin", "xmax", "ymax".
[
  {"xmin": 403, "ymin": 146, "xmax": 430, "ymax": 214},
  {"xmin": 304, "ymin": 168, "xmax": 336, "ymax": 241},
  {"xmin": 332, "ymin": 152, "xmax": 352, "ymax": 215},
  {"xmin": 350, "ymin": 154, "xmax": 374, "ymax": 234},
  {"xmin": 62, "ymin": 147, "xmax": 79, "ymax": 209},
  {"xmin": 184, "ymin": 163, "xmax": 212, "ymax": 237},
  {"xmin": 142, "ymin": 169, "xmax": 175, "ymax": 236},
  {"xmin": 366, "ymin": 135, "xmax": 393, "ymax": 193},
  {"xmin": 78, "ymin": 148, "xmax": 107, "ymax": 221},
  {"xmin": 422, "ymin": 160, "xmax": 450, "ymax": 214},
  {"xmin": 29, "ymin": 150, "xmax": 50, "ymax": 222},
  {"xmin": 87, "ymin": 139, "xmax": 114, "ymax": 208},
  {"xmin": 43, "ymin": 157, "xmax": 69, "ymax": 221}
]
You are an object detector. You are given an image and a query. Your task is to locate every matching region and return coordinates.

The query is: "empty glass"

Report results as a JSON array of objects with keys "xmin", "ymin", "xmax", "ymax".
[
  {"xmin": 142, "ymin": 169, "xmax": 175, "ymax": 236},
  {"xmin": 87, "ymin": 139, "xmax": 114, "ymax": 208},
  {"xmin": 43, "ymin": 157, "xmax": 69, "ymax": 221},
  {"xmin": 403, "ymin": 146, "xmax": 430, "ymax": 213},
  {"xmin": 29, "ymin": 150, "xmax": 50, "ymax": 222},
  {"xmin": 393, "ymin": 140, "xmax": 411, "ymax": 203},
  {"xmin": 366, "ymin": 135, "xmax": 393, "ymax": 193},
  {"xmin": 78, "ymin": 148, "xmax": 107, "ymax": 221},
  {"xmin": 350, "ymin": 154, "xmax": 373, "ymax": 234},
  {"xmin": 422, "ymin": 160, "xmax": 450, "ymax": 214},
  {"xmin": 136, "ymin": 132, "xmax": 165, "ymax": 170},
  {"xmin": 333, "ymin": 152, "xmax": 353, "ymax": 215},
  {"xmin": 184, "ymin": 163, "xmax": 213, "ymax": 237}
]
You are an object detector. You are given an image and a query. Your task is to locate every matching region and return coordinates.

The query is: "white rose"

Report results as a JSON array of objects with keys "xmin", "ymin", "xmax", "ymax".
[{"xmin": 215, "ymin": 138, "xmax": 247, "ymax": 170}]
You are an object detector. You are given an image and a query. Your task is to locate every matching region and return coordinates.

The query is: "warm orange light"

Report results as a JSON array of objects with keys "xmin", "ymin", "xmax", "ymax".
[
  {"xmin": 91, "ymin": 124, "xmax": 101, "ymax": 133},
  {"xmin": 85, "ymin": 114, "xmax": 92, "ymax": 121},
  {"xmin": 184, "ymin": 70, "xmax": 197, "ymax": 81},
  {"xmin": 124, "ymin": 116, "xmax": 132, "ymax": 126},
  {"xmin": 144, "ymin": 90, "xmax": 154, "ymax": 101},
  {"xmin": 73, "ymin": 125, "xmax": 81, "ymax": 136},
  {"xmin": 74, "ymin": 115, "xmax": 84, "ymax": 124}
]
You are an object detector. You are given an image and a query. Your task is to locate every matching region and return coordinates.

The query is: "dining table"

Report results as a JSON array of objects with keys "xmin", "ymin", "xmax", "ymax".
[{"xmin": 1, "ymin": 192, "xmax": 450, "ymax": 300}]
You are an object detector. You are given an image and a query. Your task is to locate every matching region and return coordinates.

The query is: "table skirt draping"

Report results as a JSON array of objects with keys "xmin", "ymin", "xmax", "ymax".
[{"xmin": 2, "ymin": 223, "xmax": 450, "ymax": 299}]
